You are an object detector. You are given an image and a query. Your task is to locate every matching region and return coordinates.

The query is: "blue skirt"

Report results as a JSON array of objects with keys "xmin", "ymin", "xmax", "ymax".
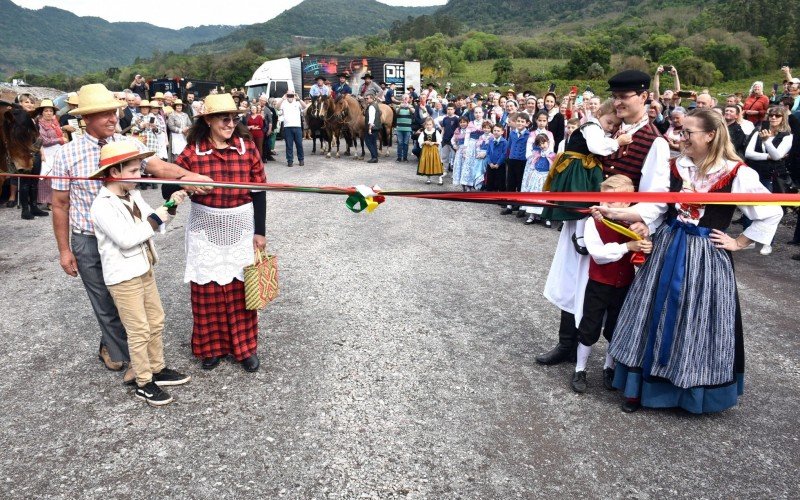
[{"xmin": 614, "ymin": 364, "xmax": 744, "ymax": 414}]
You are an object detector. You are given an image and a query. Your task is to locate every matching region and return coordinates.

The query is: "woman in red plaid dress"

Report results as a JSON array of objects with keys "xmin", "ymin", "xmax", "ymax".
[{"xmin": 175, "ymin": 94, "xmax": 266, "ymax": 372}]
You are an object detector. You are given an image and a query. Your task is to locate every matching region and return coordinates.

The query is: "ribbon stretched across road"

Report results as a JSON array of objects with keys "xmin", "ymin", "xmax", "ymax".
[{"xmin": 6, "ymin": 174, "xmax": 800, "ymax": 212}]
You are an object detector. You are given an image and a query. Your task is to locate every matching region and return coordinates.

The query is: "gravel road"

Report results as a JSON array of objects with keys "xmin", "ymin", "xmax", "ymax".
[{"xmin": 1, "ymin": 142, "xmax": 798, "ymax": 499}]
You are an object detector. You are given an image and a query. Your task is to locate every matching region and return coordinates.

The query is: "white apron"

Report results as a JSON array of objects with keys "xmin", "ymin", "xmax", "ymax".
[
  {"xmin": 543, "ymin": 218, "xmax": 590, "ymax": 327},
  {"xmin": 41, "ymin": 144, "xmax": 62, "ymax": 177},
  {"xmin": 171, "ymin": 133, "xmax": 188, "ymax": 155},
  {"xmin": 184, "ymin": 202, "xmax": 255, "ymax": 285}
]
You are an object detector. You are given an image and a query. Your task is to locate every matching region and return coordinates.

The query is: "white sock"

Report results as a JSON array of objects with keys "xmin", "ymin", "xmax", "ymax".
[
  {"xmin": 576, "ymin": 343, "xmax": 591, "ymax": 372},
  {"xmin": 604, "ymin": 352, "xmax": 615, "ymax": 370}
]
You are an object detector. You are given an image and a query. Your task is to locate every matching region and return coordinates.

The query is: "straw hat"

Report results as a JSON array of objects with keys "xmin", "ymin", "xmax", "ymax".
[
  {"xmin": 163, "ymin": 105, "xmax": 174, "ymax": 115},
  {"xmin": 197, "ymin": 93, "xmax": 238, "ymax": 116},
  {"xmin": 151, "ymin": 91, "xmax": 165, "ymax": 100},
  {"xmin": 90, "ymin": 141, "xmax": 154, "ymax": 178},
  {"xmin": 173, "ymin": 98, "xmax": 184, "ymax": 106},
  {"xmin": 35, "ymin": 99, "xmax": 57, "ymax": 112},
  {"xmin": 66, "ymin": 92, "xmax": 79, "ymax": 105},
  {"xmin": 72, "ymin": 84, "xmax": 124, "ymax": 116},
  {"xmin": 139, "ymin": 100, "xmax": 152, "ymax": 108},
  {"xmin": 149, "ymin": 100, "xmax": 162, "ymax": 108}
]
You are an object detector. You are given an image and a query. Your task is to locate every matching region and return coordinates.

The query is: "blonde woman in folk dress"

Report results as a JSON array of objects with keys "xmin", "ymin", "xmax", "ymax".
[
  {"xmin": 594, "ymin": 110, "xmax": 782, "ymax": 414},
  {"xmin": 417, "ymin": 117, "xmax": 444, "ymax": 185},
  {"xmin": 174, "ymin": 94, "xmax": 267, "ymax": 373}
]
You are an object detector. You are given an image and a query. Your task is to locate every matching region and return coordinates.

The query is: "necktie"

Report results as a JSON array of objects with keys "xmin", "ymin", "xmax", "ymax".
[{"xmin": 97, "ymin": 138, "xmax": 107, "ymax": 148}]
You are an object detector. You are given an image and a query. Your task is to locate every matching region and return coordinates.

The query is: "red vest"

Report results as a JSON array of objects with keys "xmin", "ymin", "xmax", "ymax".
[
  {"xmin": 588, "ymin": 222, "xmax": 635, "ymax": 288},
  {"xmin": 603, "ymin": 121, "xmax": 662, "ymax": 189}
]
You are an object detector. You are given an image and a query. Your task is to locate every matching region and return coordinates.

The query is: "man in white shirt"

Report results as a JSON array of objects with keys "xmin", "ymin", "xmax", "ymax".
[
  {"xmin": 274, "ymin": 91, "xmax": 308, "ymax": 167},
  {"xmin": 309, "ymin": 76, "xmax": 330, "ymax": 100}
]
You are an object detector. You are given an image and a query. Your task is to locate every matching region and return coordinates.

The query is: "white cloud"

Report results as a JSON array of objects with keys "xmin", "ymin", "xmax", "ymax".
[{"xmin": 11, "ymin": 0, "xmax": 445, "ymax": 29}]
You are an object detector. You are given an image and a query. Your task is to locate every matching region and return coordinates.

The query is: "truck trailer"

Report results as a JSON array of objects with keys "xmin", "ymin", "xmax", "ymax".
[{"xmin": 245, "ymin": 54, "xmax": 421, "ymax": 101}]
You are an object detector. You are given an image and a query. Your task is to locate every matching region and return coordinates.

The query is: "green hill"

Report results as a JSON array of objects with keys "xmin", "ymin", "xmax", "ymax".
[
  {"xmin": 0, "ymin": 0, "xmax": 235, "ymax": 77},
  {"xmin": 187, "ymin": 0, "xmax": 439, "ymax": 55}
]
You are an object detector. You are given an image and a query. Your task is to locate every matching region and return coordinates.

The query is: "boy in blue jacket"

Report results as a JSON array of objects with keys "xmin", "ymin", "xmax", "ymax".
[
  {"xmin": 501, "ymin": 112, "xmax": 530, "ymax": 214},
  {"xmin": 485, "ymin": 124, "xmax": 509, "ymax": 192}
]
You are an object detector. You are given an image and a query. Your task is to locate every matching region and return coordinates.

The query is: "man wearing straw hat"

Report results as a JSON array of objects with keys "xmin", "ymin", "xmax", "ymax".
[{"xmin": 51, "ymin": 83, "xmax": 213, "ymax": 379}]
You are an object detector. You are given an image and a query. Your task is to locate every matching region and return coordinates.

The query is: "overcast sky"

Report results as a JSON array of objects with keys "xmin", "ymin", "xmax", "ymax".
[{"xmin": 12, "ymin": 0, "xmax": 447, "ymax": 29}]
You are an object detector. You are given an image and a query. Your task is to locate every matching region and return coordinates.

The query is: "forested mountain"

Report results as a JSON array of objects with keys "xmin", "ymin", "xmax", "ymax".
[
  {"xmin": 187, "ymin": 0, "xmax": 438, "ymax": 55},
  {"xmin": 0, "ymin": 0, "xmax": 234, "ymax": 76}
]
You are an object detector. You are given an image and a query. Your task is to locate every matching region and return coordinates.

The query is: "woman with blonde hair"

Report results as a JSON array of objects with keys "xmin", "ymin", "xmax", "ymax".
[{"xmin": 593, "ymin": 109, "xmax": 782, "ymax": 414}]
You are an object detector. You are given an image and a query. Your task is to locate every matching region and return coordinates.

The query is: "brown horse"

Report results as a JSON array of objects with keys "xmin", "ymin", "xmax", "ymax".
[
  {"xmin": 305, "ymin": 97, "xmax": 329, "ymax": 155},
  {"xmin": 328, "ymin": 95, "xmax": 365, "ymax": 158},
  {"xmin": 377, "ymin": 103, "xmax": 394, "ymax": 157}
]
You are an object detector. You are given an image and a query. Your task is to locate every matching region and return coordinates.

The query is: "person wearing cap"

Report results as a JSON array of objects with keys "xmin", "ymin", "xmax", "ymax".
[
  {"xmin": 36, "ymin": 99, "xmax": 66, "ymax": 211},
  {"xmin": 51, "ymin": 83, "xmax": 213, "ymax": 378},
  {"xmin": 173, "ymin": 93, "xmax": 266, "ymax": 372},
  {"xmin": 406, "ymin": 85, "xmax": 419, "ymax": 102},
  {"xmin": 89, "ymin": 141, "xmax": 191, "ymax": 405},
  {"xmin": 274, "ymin": 91, "xmax": 308, "ymax": 167},
  {"xmin": 309, "ymin": 76, "xmax": 330, "ymax": 100},
  {"xmin": 538, "ymin": 70, "xmax": 671, "ymax": 371},
  {"xmin": 359, "ymin": 73, "xmax": 382, "ymax": 99},
  {"xmin": 130, "ymin": 74, "xmax": 148, "ymax": 100},
  {"xmin": 443, "ymin": 83, "xmax": 455, "ymax": 103}
]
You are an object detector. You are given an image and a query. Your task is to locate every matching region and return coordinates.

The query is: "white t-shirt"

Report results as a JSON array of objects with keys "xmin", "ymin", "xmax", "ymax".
[{"xmin": 280, "ymin": 100, "xmax": 303, "ymax": 128}]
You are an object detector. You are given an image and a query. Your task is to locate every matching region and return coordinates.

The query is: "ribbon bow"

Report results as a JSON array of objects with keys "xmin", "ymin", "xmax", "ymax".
[{"xmin": 345, "ymin": 185, "xmax": 386, "ymax": 214}]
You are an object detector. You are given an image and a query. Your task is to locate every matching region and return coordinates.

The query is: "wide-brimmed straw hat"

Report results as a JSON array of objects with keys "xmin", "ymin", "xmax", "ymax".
[
  {"xmin": 139, "ymin": 100, "xmax": 152, "ymax": 108},
  {"xmin": 149, "ymin": 100, "xmax": 162, "ymax": 108},
  {"xmin": 173, "ymin": 99, "xmax": 184, "ymax": 105},
  {"xmin": 90, "ymin": 141, "xmax": 154, "ymax": 178},
  {"xmin": 196, "ymin": 93, "xmax": 238, "ymax": 117},
  {"xmin": 66, "ymin": 92, "xmax": 79, "ymax": 105},
  {"xmin": 151, "ymin": 91, "xmax": 165, "ymax": 100},
  {"xmin": 35, "ymin": 99, "xmax": 57, "ymax": 112},
  {"xmin": 72, "ymin": 84, "xmax": 125, "ymax": 116}
]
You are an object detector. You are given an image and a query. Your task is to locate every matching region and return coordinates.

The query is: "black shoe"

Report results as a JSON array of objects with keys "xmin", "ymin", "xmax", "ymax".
[
  {"xmin": 403, "ymin": 158, "xmax": 409, "ymax": 162},
  {"xmin": 535, "ymin": 344, "xmax": 577, "ymax": 365},
  {"xmin": 5, "ymin": 199, "xmax": 17, "ymax": 208},
  {"xmin": 603, "ymin": 368, "xmax": 615, "ymax": 390},
  {"xmin": 152, "ymin": 367, "xmax": 191, "ymax": 386},
  {"xmin": 287, "ymin": 163, "xmax": 293, "ymax": 167},
  {"xmin": 524, "ymin": 216, "xmax": 537, "ymax": 225},
  {"xmin": 21, "ymin": 204, "xmax": 34, "ymax": 220},
  {"xmin": 135, "ymin": 381, "xmax": 173, "ymax": 406},
  {"xmin": 571, "ymin": 370, "xmax": 588, "ymax": 393},
  {"xmin": 621, "ymin": 399, "xmax": 641, "ymax": 413},
  {"xmin": 572, "ymin": 233, "xmax": 589, "ymax": 255},
  {"xmin": 201, "ymin": 356, "xmax": 222, "ymax": 370},
  {"xmin": 516, "ymin": 209, "xmax": 527, "ymax": 218},
  {"xmin": 557, "ymin": 222, "xmax": 564, "ymax": 232},
  {"xmin": 30, "ymin": 204, "xmax": 49, "ymax": 217},
  {"xmin": 299, "ymin": 161, "xmax": 304, "ymax": 166},
  {"xmin": 241, "ymin": 353, "xmax": 260, "ymax": 372},
  {"xmin": 367, "ymin": 158, "xmax": 378, "ymax": 163},
  {"xmin": 396, "ymin": 158, "xmax": 402, "ymax": 162},
  {"xmin": 500, "ymin": 208, "xmax": 513, "ymax": 215}
]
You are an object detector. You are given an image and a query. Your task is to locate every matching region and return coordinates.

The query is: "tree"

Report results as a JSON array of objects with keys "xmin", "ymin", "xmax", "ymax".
[
  {"xmin": 493, "ymin": 57, "xmax": 513, "ymax": 85},
  {"xmin": 563, "ymin": 44, "xmax": 611, "ymax": 78},
  {"xmin": 460, "ymin": 38, "xmax": 487, "ymax": 62},
  {"xmin": 644, "ymin": 34, "xmax": 677, "ymax": 61},
  {"xmin": 245, "ymin": 39, "xmax": 265, "ymax": 55}
]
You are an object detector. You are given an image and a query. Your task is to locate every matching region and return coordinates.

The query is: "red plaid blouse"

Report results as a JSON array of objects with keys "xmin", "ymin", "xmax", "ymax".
[{"xmin": 176, "ymin": 137, "xmax": 265, "ymax": 208}]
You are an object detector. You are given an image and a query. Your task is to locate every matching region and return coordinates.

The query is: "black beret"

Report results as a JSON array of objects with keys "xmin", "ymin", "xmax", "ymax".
[{"xmin": 607, "ymin": 70, "xmax": 651, "ymax": 92}]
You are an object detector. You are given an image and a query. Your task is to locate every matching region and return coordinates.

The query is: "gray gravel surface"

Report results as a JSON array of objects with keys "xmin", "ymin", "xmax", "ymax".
[{"xmin": 1, "ymin": 142, "xmax": 798, "ymax": 499}]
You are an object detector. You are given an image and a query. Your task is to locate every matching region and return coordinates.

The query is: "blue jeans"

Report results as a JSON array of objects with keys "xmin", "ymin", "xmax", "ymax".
[
  {"xmin": 365, "ymin": 129, "xmax": 379, "ymax": 160},
  {"xmin": 396, "ymin": 131, "xmax": 411, "ymax": 159},
  {"xmin": 283, "ymin": 126, "xmax": 303, "ymax": 164}
]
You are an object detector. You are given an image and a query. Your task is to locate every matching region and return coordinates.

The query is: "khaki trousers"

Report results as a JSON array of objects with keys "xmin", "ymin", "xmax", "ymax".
[{"xmin": 108, "ymin": 269, "xmax": 165, "ymax": 387}]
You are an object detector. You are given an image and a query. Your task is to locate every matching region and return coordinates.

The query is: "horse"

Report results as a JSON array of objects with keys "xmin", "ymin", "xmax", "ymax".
[
  {"xmin": 328, "ymin": 95, "xmax": 365, "ymax": 159},
  {"xmin": 377, "ymin": 103, "xmax": 394, "ymax": 157},
  {"xmin": 305, "ymin": 97, "xmax": 329, "ymax": 155}
]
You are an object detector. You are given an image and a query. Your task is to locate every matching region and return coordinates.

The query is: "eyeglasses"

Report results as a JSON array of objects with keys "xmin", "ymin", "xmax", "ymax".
[
  {"xmin": 213, "ymin": 114, "xmax": 240, "ymax": 125},
  {"xmin": 679, "ymin": 129, "xmax": 709, "ymax": 138},
  {"xmin": 768, "ymin": 114, "xmax": 783, "ymax": 118},
  {"xmin": 611, "ymin": 93, "xmax": 640, "ymax": 102}
]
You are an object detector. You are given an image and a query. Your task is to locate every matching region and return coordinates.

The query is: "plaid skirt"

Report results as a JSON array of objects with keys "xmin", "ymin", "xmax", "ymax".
[
  {"xmin": 37, "ymin": 178, "xmax": 52, "ymax": 204},
  {"xmin": 190, "ymin": 279, "xmax": 258, "ymax": 360}
]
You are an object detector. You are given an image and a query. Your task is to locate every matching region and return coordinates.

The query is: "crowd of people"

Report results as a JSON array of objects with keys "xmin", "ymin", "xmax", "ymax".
[{"xmin": 0, "ymin": 63, "xmax": 797, "ymax": 412}]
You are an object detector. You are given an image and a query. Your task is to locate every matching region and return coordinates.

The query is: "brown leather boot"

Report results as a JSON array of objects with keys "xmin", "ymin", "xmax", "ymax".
[{"xmin": 98, "ymin": 345, "xmax": 124, "ymax": 371}]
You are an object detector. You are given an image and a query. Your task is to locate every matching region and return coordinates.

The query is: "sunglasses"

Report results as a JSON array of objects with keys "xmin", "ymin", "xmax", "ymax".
[{"xmin": 212, "ymin": 114, "xmax": 241, "ymax": 125}]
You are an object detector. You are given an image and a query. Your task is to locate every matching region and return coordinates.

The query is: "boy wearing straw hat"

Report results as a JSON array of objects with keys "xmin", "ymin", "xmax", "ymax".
[
  {"xmin": 51, "ymin": 83, "xmax": 213, "ymax": 380},
  {"xmin": 89, "ymin": 141, "xmax": 190, "ymax": 406}
]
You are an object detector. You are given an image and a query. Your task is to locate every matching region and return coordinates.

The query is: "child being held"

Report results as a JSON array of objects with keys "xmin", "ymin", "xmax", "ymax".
[
  {"xmin": 89, "ymin": 141, "xmax": 190, "ymax": 407},
  {"xmin": 570, "ymin": 175, "xmax": 652, "ymax": 394},
  {"xmin": 520, "ymin": 133, "xmax": 556, "ymax": 225}
]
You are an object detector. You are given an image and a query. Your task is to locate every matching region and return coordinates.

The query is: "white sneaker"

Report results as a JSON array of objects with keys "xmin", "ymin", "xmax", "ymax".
[
  {"xmin": 743, "ymin": 242, "xmax": 756, "ymax": 250},
  {"xmin": 759, "ymin": 244, "xmax": 773, "ymax": 255}
]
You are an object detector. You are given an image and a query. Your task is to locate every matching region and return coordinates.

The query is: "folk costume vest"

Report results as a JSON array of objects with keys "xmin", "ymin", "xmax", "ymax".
[
  {"xmin": 588, "ymin": 223, "xmax": 635, "ymax": 288},
  {"xmin": 603, "ymin": 121, "xmax": 661, "ymax": 189}
]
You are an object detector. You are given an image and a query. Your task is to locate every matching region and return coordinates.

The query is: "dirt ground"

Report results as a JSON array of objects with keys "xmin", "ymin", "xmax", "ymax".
[{"xmin": 0, "ymin": 142, "xmax": 798, "ymax": 499}]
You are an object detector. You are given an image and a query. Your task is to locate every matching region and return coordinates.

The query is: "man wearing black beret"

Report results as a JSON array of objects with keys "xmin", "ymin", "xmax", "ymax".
[{"xmin": 538, "ymin": 70, "xmax": 671, "ymax": 387}]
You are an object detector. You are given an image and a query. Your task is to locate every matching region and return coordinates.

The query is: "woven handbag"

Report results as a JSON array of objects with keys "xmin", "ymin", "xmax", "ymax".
[{"xmin": 244, "ymin": 250, "xmax": 278, "ymax": 310}]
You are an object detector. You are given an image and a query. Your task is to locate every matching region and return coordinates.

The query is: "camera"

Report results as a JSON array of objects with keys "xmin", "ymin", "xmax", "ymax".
[
  {"xmin": 676, "ymin": 90, "xmax": 694, "ymax": 98},
  {"xmin": 663, "ymin": 65, "xmax": 673, "ymax": 72},
  {"xmin": 548, "ymin": 83, "xmax": 556, "ymax": 93},
  {"xmin": 149, "ymin": 116, "xmax": 155, "ymax": 124}
]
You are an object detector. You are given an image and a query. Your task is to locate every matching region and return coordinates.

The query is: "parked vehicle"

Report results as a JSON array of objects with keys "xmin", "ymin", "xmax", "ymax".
[{"xmin": 245, "ymin": 54, "xmax": 421, "ymax": 100}]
